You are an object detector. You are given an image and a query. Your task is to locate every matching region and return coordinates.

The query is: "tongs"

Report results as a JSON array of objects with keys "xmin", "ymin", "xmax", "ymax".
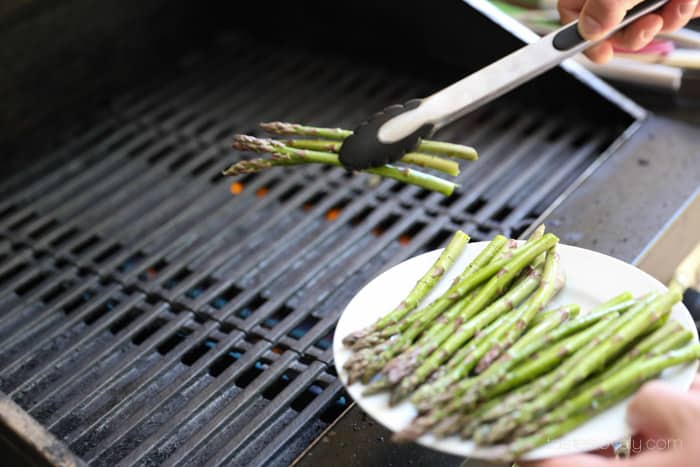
[{"xmin": 339, "ymin": 0, "xmax": 668, "ymax": 170}]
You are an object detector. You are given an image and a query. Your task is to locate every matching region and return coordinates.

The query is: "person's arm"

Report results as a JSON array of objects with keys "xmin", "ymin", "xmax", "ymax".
[
  {"xmin": 558, "ymin": 0, "xmax": 700, "ymax": 63},
  {"xmin": 520, "ymin": 375, "xmax": 700, "ymax": 467}
]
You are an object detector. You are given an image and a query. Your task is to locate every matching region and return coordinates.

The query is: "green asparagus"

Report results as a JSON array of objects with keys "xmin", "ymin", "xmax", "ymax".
[{"xmin": 343, "ymin": 231, "xmax": 469, "ymax": 347}]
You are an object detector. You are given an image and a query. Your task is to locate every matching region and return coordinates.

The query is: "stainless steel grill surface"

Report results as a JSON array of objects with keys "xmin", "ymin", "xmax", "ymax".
[{"xmin": 0, "ymin": 33, "xmax": 629, "ymax": 466}]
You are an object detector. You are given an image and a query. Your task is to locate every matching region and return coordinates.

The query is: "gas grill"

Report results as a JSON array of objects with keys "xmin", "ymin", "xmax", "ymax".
[{"xmin": 1, "ymin": 1, "xmax": 699, "ymax": 466}]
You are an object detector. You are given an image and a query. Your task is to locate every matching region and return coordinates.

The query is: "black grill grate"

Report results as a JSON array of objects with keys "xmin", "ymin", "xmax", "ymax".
[{"xmin": 0, "ymin": 32, "xmax": 623, "ymax": 466}]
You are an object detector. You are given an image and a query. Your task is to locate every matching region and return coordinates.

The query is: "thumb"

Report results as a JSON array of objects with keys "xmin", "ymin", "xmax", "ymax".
[{"xmin": 626, "ymin": 380, "xmax": 699, "ymax": 441}]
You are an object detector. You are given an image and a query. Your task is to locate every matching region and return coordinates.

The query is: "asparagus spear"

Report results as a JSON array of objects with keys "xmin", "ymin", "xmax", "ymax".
[
  {"xmin": 458, "ymin": 303, "xmax": 578, "ymax": 407},
  {"xmin": 508, "ymin": 391, "xmax": 625, "ymax": 460},
  {"xmin": 576, "ymin": 321, "xmax": 693, "ymax": 395},
  {"xmin": 469, "ymin": 314, "xmax": 621, "ymax": 422},
  {"xmin": 539, "ymin": 294, "xmax": 637, "ymax": 344},
  {"xmin": 511, "ymin": 303, "xmax": 580, "ymax": 353},
  {"xmin": 478, "ymin": 293, "xmax": 659, "ymax": 417},
  {"xmin": 513, "ymin": 325, "xmax": 689, "ymax": 438},
  {"xmin": 410, "ymin": 300, "xmax": 522, "ymax": 409},
  {"xmin": 385, "ymin": 238, "xmax": 517, "ymax": 353},
  {"xmin": 542, "ymin": 342, "xmax": 700, "ymax": 426},
  {"xmin": 343, "ymin": 236, "xmax": 506, "ymax": 381},
  {"xmin": 482, "ymin": 291, "xmax": 679, "ymax": 444},
  {"xmin": 462, "ymin": 295, "xmax": 636, "ymax": 405},
  {"xmin": 386, "ymin": 237, "xmax": 536, "ymax": 396},
  {"xmin": 510, "ymin": 343, "xmax": 700, "ymax": 459},
  {"xmin": 395, "ymin": 232, "xmax": 545, "ymax": 396},
  {"xmin": 259, "ymin": 121, "xmax": 479, "ymax": 160},
  {"xmin": 282, "ymin": 139, "xmax": 461, "ymax": 176},
  {"xmin": 474, "ymin": 248, "xmax": 562, "ymax": 373},
  {"xmin": 342, "ymin": 231, "xmax": 470, "ymax": 347},
  {"xmin": 530, "ymin": 291, "xmax": 632, "ymax": 327},
  {"xmin": 388, "ymin": 262, "xmax": 544, "ymax": 403},
  {"xmin": 227, "ymin": 136, "xmax": 459, "ymax": 196},
  {"xmin": 400, "ymin": 298, "xmax": 546, "ymax": 436},
  {"xmin": 358, "ymin": 235, "xmax": 558, "ymax": 383},
  {"xmin": 362, "ymin": 236, "xmax": 509, "ymax": 344},
  {"xmin": 386, "ymin": 239, "xmax": 549, "ymax": 387}
]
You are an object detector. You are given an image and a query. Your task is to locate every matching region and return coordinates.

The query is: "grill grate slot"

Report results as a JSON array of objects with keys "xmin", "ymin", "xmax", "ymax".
[{"xmin": 0, "ymin": 29, "xmax": 627, "ymax": 466}]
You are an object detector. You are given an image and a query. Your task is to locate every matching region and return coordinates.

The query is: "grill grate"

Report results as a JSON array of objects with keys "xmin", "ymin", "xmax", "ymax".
[{"xmin": 0, "ymin": 32, "xmax": 623, "ymax": 466}]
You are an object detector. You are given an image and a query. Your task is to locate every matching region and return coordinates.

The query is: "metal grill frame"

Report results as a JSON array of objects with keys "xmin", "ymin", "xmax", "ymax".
[{"xmin": 0, "ymin": 27, "xmax": 643, "ymax": 466}]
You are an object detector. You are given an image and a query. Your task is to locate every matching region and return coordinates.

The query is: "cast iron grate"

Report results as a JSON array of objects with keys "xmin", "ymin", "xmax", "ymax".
[
  {"xmin": 0, "ymin": 261, "xmax": 346, "ymax": 466},
  {"xmin": 0, "ymin": 32, "xmax": 624, "ymax": 466}
]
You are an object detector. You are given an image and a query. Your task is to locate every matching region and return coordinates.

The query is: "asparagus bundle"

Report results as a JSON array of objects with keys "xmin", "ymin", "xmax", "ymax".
[
  {"xmin": 223, "ymin": 122, "xmax": 479, "ymax": 196},
  {"xmin": 342, "ymin": 230, "xmax": 470, "ymax": 348},
  {"xmin": 339, "ymin": 229, "xmax": 699, "ymax": 462}
]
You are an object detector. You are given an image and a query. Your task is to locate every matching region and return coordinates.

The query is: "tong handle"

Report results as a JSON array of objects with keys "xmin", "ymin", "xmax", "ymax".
[
  {"xmin": 377, "ymin": 0, "xmax": 669, "ymax": 144},
  {"xmin": 551, "ymin": 0, "xmax": 670, "ymax": 53}
]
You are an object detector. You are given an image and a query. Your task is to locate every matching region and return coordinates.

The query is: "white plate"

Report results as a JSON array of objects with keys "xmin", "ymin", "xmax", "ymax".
[{"xmin": 333, "ymin": 241, "xmax": 699, "ymax": 461}]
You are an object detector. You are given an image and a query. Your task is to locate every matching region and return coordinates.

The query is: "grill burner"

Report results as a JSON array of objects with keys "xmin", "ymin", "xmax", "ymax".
[{"xmin": 0, "ymin": 32, "xmax": 627, "ymax": 466}]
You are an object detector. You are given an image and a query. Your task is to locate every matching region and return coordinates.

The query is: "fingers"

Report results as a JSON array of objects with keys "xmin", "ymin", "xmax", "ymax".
[
  {"xmin": 579, "ymin": 0, "xmax": 638, "ymax": 40},
  {"xmin": 691, "ymin": 374, "xmax": 700, "ymax": 391},
  {"xmin": 659, "ymin": 0, "xmax": 700, "ymax": 31},
  {"xmin": 558, "ymin": 0, "xmax": 586, "ymax": 23},
  {"xmin": 626, "ymin": 380, "xmax": 700, "ymax": 441},
  {"xmin": 559, "ymin": 0, "xmax": 699, "ymax": 63},
  {"xmin": 585, "ymin": 41, "xmax": 615, "ymax": 63},
  {"xmin": 610, "ymin": 14, "xmax": 663, "ymax": 50}
]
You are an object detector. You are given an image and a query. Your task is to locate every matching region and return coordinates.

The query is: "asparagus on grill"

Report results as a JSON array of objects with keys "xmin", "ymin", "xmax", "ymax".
[
  {"xmin": 259, "ymin": 122, "xmax": 478, "ymax": 160},
  {"xmin": 224, "ymin": 122, "xmax": 479, "ymax": 196},
  {"xmin": 228, "ymin": 135, "xmax": 458, "ymax": 196}
]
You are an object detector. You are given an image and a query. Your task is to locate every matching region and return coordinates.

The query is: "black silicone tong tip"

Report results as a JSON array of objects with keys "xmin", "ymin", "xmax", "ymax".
[{"xmin": 339, "ymin": 100, "xmax": 435, "ymax": 171}]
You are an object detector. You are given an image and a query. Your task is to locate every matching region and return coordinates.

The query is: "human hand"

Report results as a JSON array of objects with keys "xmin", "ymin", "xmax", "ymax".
[
  {"xmin": 558, "ymin": 0, "xmax": 700, "ymax": 62},
  {"xmin": 520, "ymin": 374, "xmax": 700, "ymax": 467}
]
